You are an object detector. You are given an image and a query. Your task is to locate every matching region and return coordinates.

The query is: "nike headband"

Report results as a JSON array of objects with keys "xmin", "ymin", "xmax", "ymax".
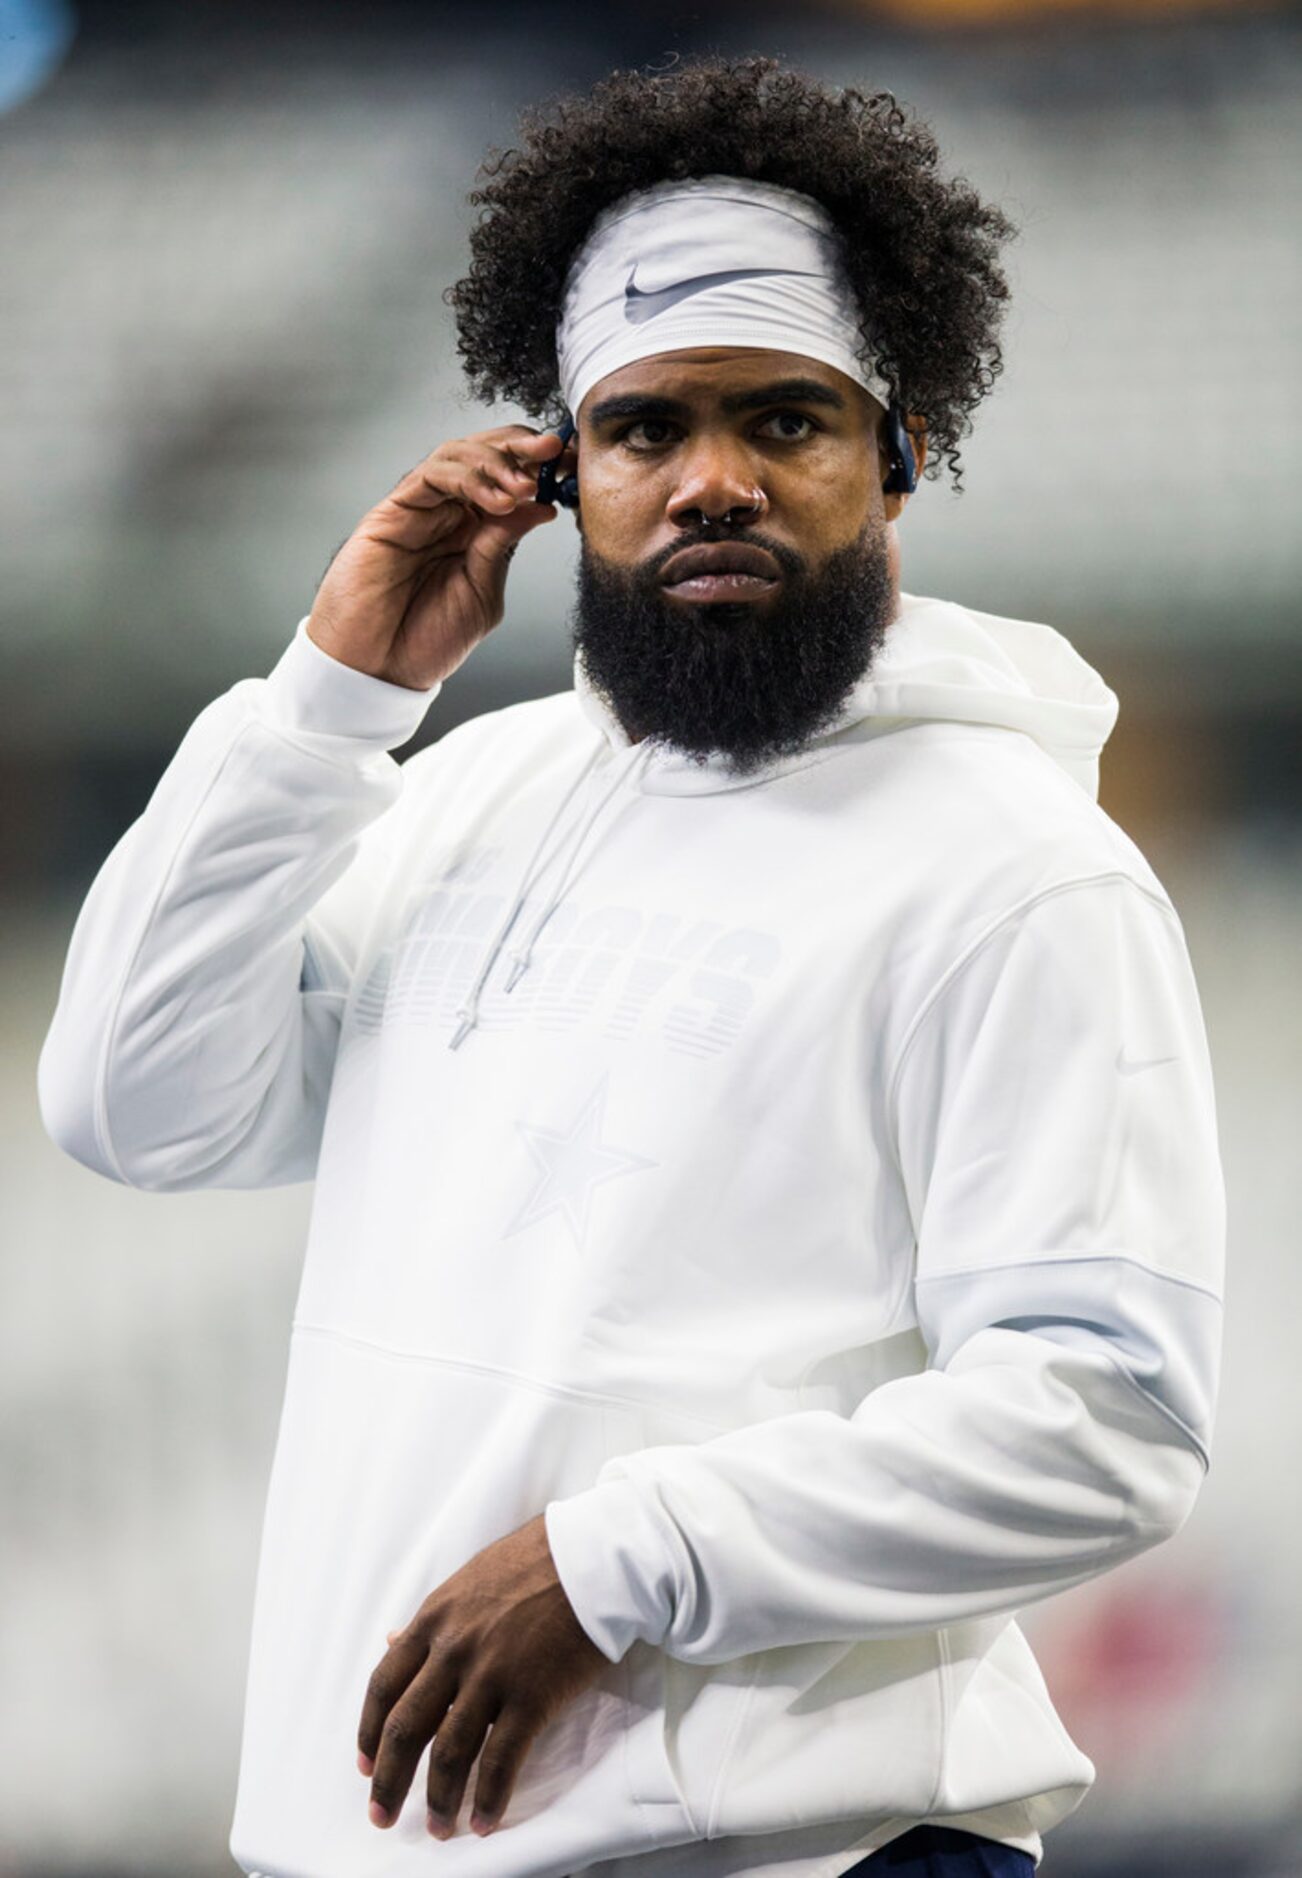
[{"xmin": 555, "ymin": 174, "xmax": 894, "ymax": 421}]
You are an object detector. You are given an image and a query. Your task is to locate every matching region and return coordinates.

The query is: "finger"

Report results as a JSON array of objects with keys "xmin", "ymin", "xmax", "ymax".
[
  {"xmin": 469, "ymin": 1711, "xmax": 538, "ymax": 1835},
  {"xmin": 385, "ymin": 453, "xmax": 518, "ymax": 519},
  {"xmin": 391, "ymin": 428, "xmax": 564, "ymax": 510},
  {"xmin": 500, "ymin": 433, "xmax": 571, "ymax": 478},
  {"xmin": 424, "ymin": 1684, "xmax": 502, "ymax": 1839},
  {"xmin": 442, "ymin": 460, "xmax": 523, "ymax": 515},
  {"xmin": 452, "ymin": 433, "xmax": 556, "ymax": 484},
  {"xmin": 409, "ymin": 440, "xmax": 558, "ymax": 520},
  {"xmin": 479, "ymin": 425, "xmax": 568, "ymax": 457},
  {"xmin": 369, "ymin": 1657, "xmax": 459, "ymax": 1829},
  {"xmin": 482, "ymin": 438, "xmax": 568, "ymax": 496},
  {"xmin": 459, "ymin": 437, "xmax": 570, "ymax": 507},
  {"xmin": 468, "ymin": 434, "xmax": 567, "ymax": 492},
  {"xmin": 357, "ymin": 1635, "xmax": 428, "ymax": 1784},
  {"xmin": 459, "ymin": 456, "xmax": 554, "ymax": 518}
]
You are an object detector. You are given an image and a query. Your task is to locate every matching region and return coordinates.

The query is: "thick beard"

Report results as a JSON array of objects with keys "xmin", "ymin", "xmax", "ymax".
[{"xmin": 571, "ymin": 522, "xmax": 897, "ymax": 779}]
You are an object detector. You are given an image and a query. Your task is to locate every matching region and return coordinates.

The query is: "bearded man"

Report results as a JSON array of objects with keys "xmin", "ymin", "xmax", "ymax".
[{"xmin": 39, "ymin": 53, "xmax": 1224, "ymax": 1878}]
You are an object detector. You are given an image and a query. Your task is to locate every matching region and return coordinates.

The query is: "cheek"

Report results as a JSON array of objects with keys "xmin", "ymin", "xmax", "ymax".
[
  {"xmin": 777, "ymin": 453, "xmax": 878, "ymax": 542},
  {"xmin": 577, "ymin": 469, "xmax": 663, "ymax": 556}
]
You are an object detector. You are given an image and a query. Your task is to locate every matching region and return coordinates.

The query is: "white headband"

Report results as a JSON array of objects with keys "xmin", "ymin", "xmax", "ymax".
[{"xmin": 555, "ymin": 174, "xmax": 893, "ymax": 421}]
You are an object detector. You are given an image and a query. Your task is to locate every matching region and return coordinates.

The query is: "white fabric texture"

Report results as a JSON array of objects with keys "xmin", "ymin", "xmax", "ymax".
[
  {"xmin": 39, "ymin": 593, "xmax": 1225, "ymax": 1878},
  {"xmin": 556, "ymin": 175, "xmax": 894, "ymax": 420}
]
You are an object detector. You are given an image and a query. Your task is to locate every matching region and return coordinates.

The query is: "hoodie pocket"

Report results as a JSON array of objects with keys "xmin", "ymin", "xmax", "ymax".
[
  {"xmin": 620, "ymin": 1635, "xmax": 771, "ymax": 1841},
  {"xmin": 620, "ymin": 1638, "xmax": 708, "ymax": 1831},
  {"xmin": 589, "ymin": 1399, "xmax": 748, "ymax": 1838},
  {"xmin": 589, "ymin": 1396, "xmax": 946, "ymax": 1841},
  {"xmin": 691, "ymin": 1633, "xmax": 948, "ymax": 1840}
]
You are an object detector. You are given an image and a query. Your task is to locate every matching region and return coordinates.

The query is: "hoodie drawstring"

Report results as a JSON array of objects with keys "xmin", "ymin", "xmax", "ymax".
[
  {"xmin": 447, "ymin": 739, "xmax": 652, "ymax": 1050},
  {"xmin": 501, "ymin": 740, "xmax": 656, "ymax": 993}
]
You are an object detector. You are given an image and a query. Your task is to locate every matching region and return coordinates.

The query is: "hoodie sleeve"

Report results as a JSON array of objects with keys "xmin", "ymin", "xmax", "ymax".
[
  {"xmin": 543, "ymin": 872, "xmax": 1226, "ymax": 1665},
  {"xmin": 37, "ymin": 619, "xmax": 440, "ymax": 1193}
]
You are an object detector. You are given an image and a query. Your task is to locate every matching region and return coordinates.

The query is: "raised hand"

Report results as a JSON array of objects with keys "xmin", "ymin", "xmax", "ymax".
[{"xmin": 307, "ymin": 424, "xmax": 575, "ymax": 691}]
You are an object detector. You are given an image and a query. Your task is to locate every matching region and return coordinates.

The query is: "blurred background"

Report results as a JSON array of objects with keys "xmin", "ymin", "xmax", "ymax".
[{"xmin": 3, "ymin": 0, "xmax": 1299, "ymax": 1872}]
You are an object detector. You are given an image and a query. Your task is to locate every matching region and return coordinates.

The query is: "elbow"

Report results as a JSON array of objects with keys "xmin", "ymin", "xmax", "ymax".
[
  {"xmin": 36, "ymin": 1026, "xmax": 166, "ymax": 1189},
  {"xmin": 36, "ymin": 1031, "xmax": 123, "ymax": 1182},
  {"xmin": 37, "ymin": 1052, "xmax": 223, "ymax": 1190},
  {"xmin": 38, "ymin": 1011, "xmax": 318, "ymax": 1194},
  {"xmin": 1022, "ymin": 1326, "xmax": 1215, "ymax": 1561},
  {"xmin": 1128, "ymin": 1431, "xmax": 1207, "ymax": 1550}
]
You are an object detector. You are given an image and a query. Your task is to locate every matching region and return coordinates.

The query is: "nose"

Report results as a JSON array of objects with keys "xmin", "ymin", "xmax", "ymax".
[{"xmin": 665, "ymin": 433, "xmax": 768, "ymax": 529}]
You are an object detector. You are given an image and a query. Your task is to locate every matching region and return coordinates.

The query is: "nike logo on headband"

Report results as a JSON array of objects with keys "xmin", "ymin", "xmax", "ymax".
[{"xmin": 623, "ymin": 265, "xmax": 819, "ymax": 326}]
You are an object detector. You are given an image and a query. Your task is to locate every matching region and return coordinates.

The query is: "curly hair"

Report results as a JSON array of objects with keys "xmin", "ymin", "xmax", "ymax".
[{"xmin": 445, "ymin": 53, "xmax": 1018, "ymax": 492}]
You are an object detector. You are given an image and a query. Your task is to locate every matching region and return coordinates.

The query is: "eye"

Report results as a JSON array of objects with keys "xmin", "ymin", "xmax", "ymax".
[
  {"xmin": 620, "ymin": 418, "xmax": 680, "ymax": 449},
  {"xmin": 758, "ymin": 410, "xmax": 818, "ymax": 441}
]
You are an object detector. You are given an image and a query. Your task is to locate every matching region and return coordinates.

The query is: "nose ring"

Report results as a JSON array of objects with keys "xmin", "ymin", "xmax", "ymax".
[{"xmin": 714, "ymin": 492, "xmax": 763, "ymax": 524}]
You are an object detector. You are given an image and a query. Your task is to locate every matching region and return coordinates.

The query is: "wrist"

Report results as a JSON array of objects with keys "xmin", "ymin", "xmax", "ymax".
[{"xmin": 261, "ymin": 617, "xmax": 441, "ymax": 748}]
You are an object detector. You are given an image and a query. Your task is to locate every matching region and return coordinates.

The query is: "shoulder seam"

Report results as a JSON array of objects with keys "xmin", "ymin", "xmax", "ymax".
[{"xmin": 885, "ymin": 870, "xmax": 1179, "ymax": 1126}]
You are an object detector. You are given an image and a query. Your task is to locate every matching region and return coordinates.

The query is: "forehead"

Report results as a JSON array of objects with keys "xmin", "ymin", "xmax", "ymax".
[{"xmin": 579, "ymin": 346, "xmax": 874, "ymax": 420}]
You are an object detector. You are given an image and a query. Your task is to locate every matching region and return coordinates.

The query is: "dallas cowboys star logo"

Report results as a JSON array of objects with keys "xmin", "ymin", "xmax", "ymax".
[{"xmin": 504, "ymin": 1074, "xmax": 657, "ymax": 1254}]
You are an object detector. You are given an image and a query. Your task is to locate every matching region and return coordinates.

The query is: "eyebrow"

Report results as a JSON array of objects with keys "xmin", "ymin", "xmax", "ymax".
[{"xmin": 586, "ymin": 378, "xmax": 848, "ymax": 428}]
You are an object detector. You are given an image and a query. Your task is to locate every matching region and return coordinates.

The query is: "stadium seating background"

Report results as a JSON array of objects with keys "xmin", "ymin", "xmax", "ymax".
[{"xmin": 3, "ymin": 4, "xmax": 1297, "ymax": 1873}]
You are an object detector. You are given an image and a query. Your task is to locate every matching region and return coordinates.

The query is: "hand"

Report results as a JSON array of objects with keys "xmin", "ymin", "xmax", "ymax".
[
  {"xmin": 357, "ymin": 1512, "xmax": 611, "ymax": 1839},
  {"xmin": 307, "ymin": 424, "xmax": 575, "ymax": 691}
]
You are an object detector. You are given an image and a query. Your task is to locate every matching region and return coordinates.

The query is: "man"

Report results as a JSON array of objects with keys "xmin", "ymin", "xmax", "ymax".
[{"xmin": 38, "ymin": 54, "xmax": 1224, "ymax": 1878}]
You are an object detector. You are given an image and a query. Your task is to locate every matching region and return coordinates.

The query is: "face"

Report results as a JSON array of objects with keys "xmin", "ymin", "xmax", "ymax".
[{"xmin": 567, "ymin": 347, "xmax": 922, "ymax": 776}]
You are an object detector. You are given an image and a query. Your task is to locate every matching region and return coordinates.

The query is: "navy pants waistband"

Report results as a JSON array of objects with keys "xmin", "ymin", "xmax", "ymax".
[{"xmin": 841, "ymin": 1824, "xmax": 1036, "ymax": 1875}]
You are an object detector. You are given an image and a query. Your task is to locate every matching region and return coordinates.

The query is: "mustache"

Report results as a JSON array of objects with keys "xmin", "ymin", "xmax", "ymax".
[{"xmin": 637, "ymin": 526, "xmax": 808, "ymax": 586}]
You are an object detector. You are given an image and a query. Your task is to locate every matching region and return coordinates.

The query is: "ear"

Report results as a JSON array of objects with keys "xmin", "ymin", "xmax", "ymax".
[{"xmin": 880, "ymin": 413, "xmax": 927, "ymax": 525}]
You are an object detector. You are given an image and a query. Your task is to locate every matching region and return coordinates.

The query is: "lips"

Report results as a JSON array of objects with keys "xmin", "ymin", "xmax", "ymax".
[
  {"xmin": 658, "ymin": 541, "xmax": 782, "ymax": 605},
  {"xmin": 660, "ymin": 542, "xmax": 782, "ymax": 587}
]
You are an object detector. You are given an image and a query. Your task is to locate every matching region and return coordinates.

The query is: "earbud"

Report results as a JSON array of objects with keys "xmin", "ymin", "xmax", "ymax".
[
  {"xmin": 536, "ymin": 414, "xmax": 580, "ymax": 509},
  {"xmin": 881, "ymin": 402, "xmax": 918, "ymax": 497}
]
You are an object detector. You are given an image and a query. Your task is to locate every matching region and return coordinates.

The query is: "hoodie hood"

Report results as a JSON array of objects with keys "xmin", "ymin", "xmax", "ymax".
[{"xmin": 575, "ymin": 588, "xmax": 1120, "ymax": 802}]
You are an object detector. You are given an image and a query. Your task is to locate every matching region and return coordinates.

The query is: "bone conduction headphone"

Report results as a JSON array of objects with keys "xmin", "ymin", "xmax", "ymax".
[{"xmin": 535, "ymin": 402, "xmax": 919, "ymax": 510}]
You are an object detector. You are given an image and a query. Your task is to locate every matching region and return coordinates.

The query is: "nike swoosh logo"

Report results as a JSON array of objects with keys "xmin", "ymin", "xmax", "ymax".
[
  {"xmin": 1116, "ymin": 1047, "xmax": 1179, "ymax": 1076},
  {"xmin": 623, "ymin": 266, "xmax": 817, "ymax": 326}
]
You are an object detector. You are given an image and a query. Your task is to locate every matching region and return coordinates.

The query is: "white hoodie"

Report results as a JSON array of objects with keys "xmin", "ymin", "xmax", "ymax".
[{"xmin": 38, "ymin": 591, "xmax": 1225, "ymax": 1878}]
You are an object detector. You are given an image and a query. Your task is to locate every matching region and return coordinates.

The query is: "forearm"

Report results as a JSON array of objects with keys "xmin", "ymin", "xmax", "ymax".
[
  {"xmin": 548, "ymin": 875, "xmax": 1224, "ymax": 1667},
  {"xmin": 544, "ymin": 1326, "xmax": 1205, "ymax": 1665}
]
